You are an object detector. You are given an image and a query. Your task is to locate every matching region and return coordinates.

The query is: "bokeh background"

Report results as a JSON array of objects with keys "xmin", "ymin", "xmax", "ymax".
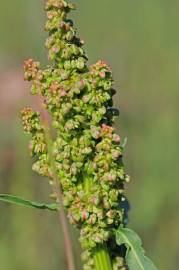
[{"xmin": 0, "ymin": 0, "xmax": 178, "ymax": 269}]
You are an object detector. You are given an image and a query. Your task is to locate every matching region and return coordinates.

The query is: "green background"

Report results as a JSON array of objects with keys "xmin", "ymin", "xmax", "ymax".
[{"xmin": 0, "ymin": 1, "xmax": 178, "ymax": 269}]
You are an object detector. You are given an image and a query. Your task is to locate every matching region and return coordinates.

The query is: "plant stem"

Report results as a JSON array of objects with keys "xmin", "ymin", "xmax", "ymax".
[{"xmin": 94, "ymin": 243, "xmax": 113, "ymax": 270}]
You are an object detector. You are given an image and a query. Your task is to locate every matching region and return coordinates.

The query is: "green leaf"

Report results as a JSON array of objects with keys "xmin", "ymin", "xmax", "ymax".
[
  {"xmin": 116, "ymin": 227, "xmax": 158, "ymax": 270},
  {"xmin": 0, "ymin": 194, "xmax": 58, "ymax": 211}
]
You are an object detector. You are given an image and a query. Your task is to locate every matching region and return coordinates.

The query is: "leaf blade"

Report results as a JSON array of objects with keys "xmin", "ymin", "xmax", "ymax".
[
  {"xmin": 0, "ymin": 194, "xmax": 58, "ymax": 211},
  {"xmin": 116, "ymin": 227, "xmax": 158, "ymax": 270}
]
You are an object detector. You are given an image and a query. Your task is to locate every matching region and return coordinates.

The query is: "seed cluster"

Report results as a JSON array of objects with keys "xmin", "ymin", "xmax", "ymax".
[{"xmin": 21, "ymin": 1, "xmax": 129, "ymax": 269}]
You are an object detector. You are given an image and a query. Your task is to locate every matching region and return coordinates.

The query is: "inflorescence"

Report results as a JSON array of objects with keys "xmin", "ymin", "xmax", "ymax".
[{"xmin": 21, "ymin": 1, "xmax": 129, "ymax": 269}]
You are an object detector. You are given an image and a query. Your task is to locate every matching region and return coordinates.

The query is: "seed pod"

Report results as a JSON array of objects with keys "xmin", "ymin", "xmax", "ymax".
[
  {"xmin": 113, "ymin": 134, "xmax": 121, "ymax": 143},
  {"xmin": 88, "ymin": 214, "xmax": 97, "ymax": 225},
  {"xmin": 76, "ymin": 57, "xmax": 85, "ymax": 70},
  {"xmin": 81, "ymin": 210, "xmax": 89, "ymax": 221},
  {"xmin": 103, "ymin": 197, "xmax": 111, "ymax": 209},
  {"xmin": 94, "ymin": 233, "xmax": 103, "ymax": 244},
  {"xmin": 64, "ymin": 60, "xmax": 71, "ymax": 70},
  {"xmin": 106, "ymin": 210, "xmax": 117, "ymax": 219},
  {"xmin": 111, "ymin": 150, "xmax": 121, "ymax": 160},
  {"xmin": 65, "ymin": 31, "xmax": 74, "ymax": 41},
  {"xmin": 81, "ymin": 250, "xmax": 91, "ymax": 262},
  {"xmin": 90, "ymin": 195, "xmax": 100, "ymax": 206}
]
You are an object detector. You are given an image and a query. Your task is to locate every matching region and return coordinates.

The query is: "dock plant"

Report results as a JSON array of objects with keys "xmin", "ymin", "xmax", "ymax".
[{"xmin": 0, "ymin": 1, "xmax": 159, "ymax": 270}]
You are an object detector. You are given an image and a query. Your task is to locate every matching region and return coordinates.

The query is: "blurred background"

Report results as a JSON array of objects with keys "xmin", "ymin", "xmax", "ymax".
[{"xmin": 0, "ymin": 0, "xmax": 178, "ymax": 269}]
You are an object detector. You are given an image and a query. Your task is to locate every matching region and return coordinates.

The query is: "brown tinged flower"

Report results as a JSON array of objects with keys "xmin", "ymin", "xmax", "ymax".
[{"xmin": 23, "ymin": 59, "xmax": 40, "ymax": 81}]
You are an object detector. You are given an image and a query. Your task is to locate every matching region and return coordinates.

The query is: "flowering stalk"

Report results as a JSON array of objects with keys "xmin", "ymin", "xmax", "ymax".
[{"xmin": 21, "ymin": 1, "xmax": 130, "ymax": 269}]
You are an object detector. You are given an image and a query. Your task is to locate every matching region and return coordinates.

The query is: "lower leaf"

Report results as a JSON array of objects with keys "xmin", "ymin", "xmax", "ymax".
[
  {"xmin": 0, "ymin": 194, "xmax": 58, "ymax": 211},
  {"xmin": 115, "ymin": 227, "xmax": 158, "ymax": 270}
]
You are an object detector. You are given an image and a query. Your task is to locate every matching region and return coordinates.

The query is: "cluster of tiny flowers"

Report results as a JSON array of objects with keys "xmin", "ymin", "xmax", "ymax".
[
  {"xmin": 21, "ymin": 1, "xmax": 129, "ymax": 269},
  {"xmin": 21, "ymin": 107, "xmax": 52, "ymax": 178}
]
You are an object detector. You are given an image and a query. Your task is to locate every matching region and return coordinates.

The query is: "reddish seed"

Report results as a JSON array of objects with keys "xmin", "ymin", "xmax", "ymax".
[
  {"xmin": 108, "ymin": 174, "xmax": 117, "ymax": 181},
  {"xmin": 48, "ymin": 171, "xmax": 53, "ymax": 179},
  {"xmin": 81, "ymin": 210, "xmax": 89, "ymax": 221},
  {"xmin": 79, "ymin": 79, "xmax": 85, "ymax": 89},
  {"xmin": 108, "ymin": 175, "xmax": 113, "ymax": 181},
  {"xmin": 99, "ymin": 71, "xmax": 106, "ymax": 78},
  {"xmin": 47, "ymin": 12, "xmax": 53, "ymax": 19},
  {"xmin": 113, "ymin": 134, "xmax": 121, "ymax": 143},
  {"xmin": 112, "ymin": 150, "xmax": 120, "ymax": 159},
  {"xmin": 61, "ymin": 90, "xmax": 67, "ymax": 97},
  {"xmin": 82, "ymin": 95, "xmax": 89, "ymax": 103},
  {"xmin": 101, "ymin": 123, "xmax": 114, "ymax": 133},
  {"xmin": 52, "ymin": 47, "xmax": 59, "ymax": 53}
]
